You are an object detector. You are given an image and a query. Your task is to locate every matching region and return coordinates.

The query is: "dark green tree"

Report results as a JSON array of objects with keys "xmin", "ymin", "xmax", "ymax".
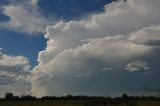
[{"xmin": 5, "ymin": 92, "xmax": 14, "ymax": 100}]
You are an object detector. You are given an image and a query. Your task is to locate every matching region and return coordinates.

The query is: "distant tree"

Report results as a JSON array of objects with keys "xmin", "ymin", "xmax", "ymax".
[
  {"xmin": 21, "ymin": 95, "xmax": 36, "ymax": 101},
  {"xmin": 121, "ymin": 93, "xmax": 128, "ymax": 99},
  {"xmin": 66, "ymin": 95, "xmax": 73, "ymax": 99},
  {"xmin": 13, "ymin": 96, "xmax": 20, "ymax": 101},
  {"xmin": 4, "ymin": 92, "xmax": 14, "ymax": 100}
]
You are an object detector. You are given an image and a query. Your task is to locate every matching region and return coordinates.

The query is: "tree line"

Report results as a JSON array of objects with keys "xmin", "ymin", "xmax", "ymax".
[{"xmin": 0, "ymin": 92, "xmax": 160, "ymax": 102}]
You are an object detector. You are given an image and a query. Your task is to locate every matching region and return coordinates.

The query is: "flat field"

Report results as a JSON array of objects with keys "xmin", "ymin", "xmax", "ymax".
[{"xmin": 0, "ymin": 100, "xmax": 160, "ymax": 106}]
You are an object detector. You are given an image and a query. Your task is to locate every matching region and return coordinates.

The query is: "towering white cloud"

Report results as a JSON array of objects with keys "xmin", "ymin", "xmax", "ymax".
[
  {"xmin": 37, "ymin": 0, "xmax": 160, "ymax": 64},
  {"xmin": 31, "ymin": 0, "xmax": 160, "ymax": 97}
]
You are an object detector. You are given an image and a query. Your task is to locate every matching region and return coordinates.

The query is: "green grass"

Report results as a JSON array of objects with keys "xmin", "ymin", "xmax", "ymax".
[{"xmin": 0, "ymin": 100, "xmax": 160, "ymax": 106}]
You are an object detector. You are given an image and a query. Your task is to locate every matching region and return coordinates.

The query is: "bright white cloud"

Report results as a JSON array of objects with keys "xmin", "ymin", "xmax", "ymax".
[
  {"xmin": 32, "ymin": 25, "xmax": 160, "ymax": 96},
  {"xmin": 38, "ymin": 0, "xmax": 160, "ymax": 64},
  {"xmin": 0, "ymin": 0, "xmax": 50, "ymax": 34},
  {"xmin": 30, "ymin": 0, "xmax": 160, "ymax": 97}
]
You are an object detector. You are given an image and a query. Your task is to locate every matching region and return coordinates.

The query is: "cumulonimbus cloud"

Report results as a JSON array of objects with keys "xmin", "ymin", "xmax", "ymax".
[{"xmin": 30, "ymin": 0, "xmax": 160, "ymax": 97}]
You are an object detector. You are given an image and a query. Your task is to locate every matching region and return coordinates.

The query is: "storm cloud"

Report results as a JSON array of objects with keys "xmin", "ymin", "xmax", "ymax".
[{"xmin": 31, "ymin": 0, "xmax": 160, "ymax": 97}]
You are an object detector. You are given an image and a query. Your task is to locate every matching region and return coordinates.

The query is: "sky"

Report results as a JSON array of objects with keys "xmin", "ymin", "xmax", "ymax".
[{"xmin": 0, "ymin": 0, "xmax": 160, "ymax": 97}]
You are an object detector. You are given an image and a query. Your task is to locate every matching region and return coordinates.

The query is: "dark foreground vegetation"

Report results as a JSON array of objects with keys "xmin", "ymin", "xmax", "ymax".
[{"xmin": 0, "ymin": 93, "xmax": 160, "ymax": 106}]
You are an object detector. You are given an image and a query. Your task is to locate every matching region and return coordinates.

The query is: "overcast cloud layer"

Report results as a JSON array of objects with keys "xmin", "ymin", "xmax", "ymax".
[{"xmin": 31, "ymin": 0, "xmax": 160, "ymax": 97}]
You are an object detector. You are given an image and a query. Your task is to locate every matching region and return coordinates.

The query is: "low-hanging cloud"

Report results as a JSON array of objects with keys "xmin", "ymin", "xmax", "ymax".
[
  {"xmin": 125, "ymin": 60, "xmax": 149, "ymax": 72},
  {"xmin": 31, "ymin": 0, "xmax": 160, "ymax": 97},
  {"xmin": 0, "ymin": 50, "xmax": 31, "ymax": 97},
  {"xmin": 0, "ymin": 50, "xmax": 30, "ymax": 85}
]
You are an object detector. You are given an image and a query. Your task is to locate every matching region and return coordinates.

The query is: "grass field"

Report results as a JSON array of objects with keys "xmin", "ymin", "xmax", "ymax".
[{"xmin": 0, "ymin": 100, "xmax": 160, "ymax": 106}]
